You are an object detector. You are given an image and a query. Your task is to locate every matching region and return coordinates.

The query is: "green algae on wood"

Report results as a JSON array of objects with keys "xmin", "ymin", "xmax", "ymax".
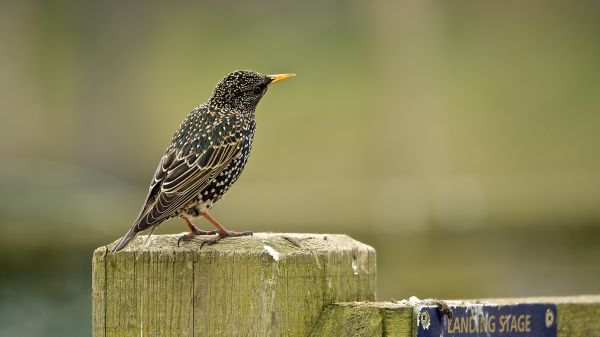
[
  {"xmin": 92, "ymin": 233, "xmax": 376, "ymax": 337},
  {"xmin": 310, "ymin": 296, "xmax": 600, "ymax": 337}
]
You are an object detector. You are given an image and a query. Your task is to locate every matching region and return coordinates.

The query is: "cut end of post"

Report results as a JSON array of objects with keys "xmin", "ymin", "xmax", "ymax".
[{"xmin": 103, "ymin": 232, "xmax": 375, "ymax": 256}]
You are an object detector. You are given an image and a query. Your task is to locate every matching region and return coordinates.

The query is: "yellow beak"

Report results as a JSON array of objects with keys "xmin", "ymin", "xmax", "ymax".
[{"xmin": 267, "ymin": 73, "xmax": 296, "ymax": 84}]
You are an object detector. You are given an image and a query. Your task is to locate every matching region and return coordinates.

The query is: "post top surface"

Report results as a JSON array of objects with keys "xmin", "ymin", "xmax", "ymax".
[
  {"xmin": 335, "ymin": 294, "xmax": 600, "ymax": 310},
  {"xmin": 97, "ymin": 233, "xmax": 374, "ymax": 257}
]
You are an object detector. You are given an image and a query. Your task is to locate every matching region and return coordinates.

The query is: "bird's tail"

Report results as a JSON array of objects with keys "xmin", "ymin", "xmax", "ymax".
[{"xmin": 111, "ymin": 226, "xmax": 138, "ymax": 253}]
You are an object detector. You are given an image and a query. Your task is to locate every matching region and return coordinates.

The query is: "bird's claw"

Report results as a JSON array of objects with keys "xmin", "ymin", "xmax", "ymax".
[
  {"xmin": 178, "ymin": 230, "xmax": 252, "ymax": 248},
  {"xmin": 198, "ymin": 230, "xmax": 253, "ymax": 248},
  {"xmin": 177, "ymin": 229, "xmax": 222, "ymax": 247},
  {"xmin": 177, "ymin": 233, "xmax": 195, "ymax": 247}
]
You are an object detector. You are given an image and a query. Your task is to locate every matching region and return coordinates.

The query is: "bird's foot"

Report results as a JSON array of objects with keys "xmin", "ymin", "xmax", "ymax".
[
  {"xmin": 177, "ymin": 233, "xmax": 196, "ymax": 246},
  {"xmin": 177, "ymin": 229, "xmax": 219, "ymax": 247},
  {"xmin": 199, "ymin": 230, "xmax": 253, "ymax": 248}
]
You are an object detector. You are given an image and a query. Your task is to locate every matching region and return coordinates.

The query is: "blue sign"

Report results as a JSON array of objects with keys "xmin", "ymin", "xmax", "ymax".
[{"xmin": 416, "ymin": 303, "xmax": 557, "ymax": 337}]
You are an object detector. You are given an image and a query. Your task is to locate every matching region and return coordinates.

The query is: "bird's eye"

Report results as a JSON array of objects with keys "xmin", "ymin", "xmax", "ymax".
[{"xmin": 253, "ymin": 86, "xmax": 263, "ymax": 95}]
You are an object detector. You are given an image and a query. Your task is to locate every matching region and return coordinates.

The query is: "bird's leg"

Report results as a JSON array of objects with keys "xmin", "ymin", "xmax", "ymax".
[
  {"xmin": 177, "ymin": 215, "xmax": 218, "ymax": 246},
  {"xmin": 183, "ymin": 215, "xmax": 218, "ymax": 235},
  {"xmin": 199, "ymin": 211, "xmax": 252, "ymax": 247}
]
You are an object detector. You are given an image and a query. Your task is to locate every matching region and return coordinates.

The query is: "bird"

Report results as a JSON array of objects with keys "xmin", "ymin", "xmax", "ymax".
[{"xmin": 111, "ymin": 70, "xmax": 295, "ymax": 253}]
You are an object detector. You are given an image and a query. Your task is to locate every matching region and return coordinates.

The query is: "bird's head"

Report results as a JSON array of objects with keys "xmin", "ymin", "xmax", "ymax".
[{"xmin": 209, "ymin": 70, "xmax": 295, "ymax": 112}]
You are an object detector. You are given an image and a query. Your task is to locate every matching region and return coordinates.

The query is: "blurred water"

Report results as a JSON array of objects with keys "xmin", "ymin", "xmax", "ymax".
[{"xmin": 0, "ymin": 248, "xmax": 91, "ymax": 337}]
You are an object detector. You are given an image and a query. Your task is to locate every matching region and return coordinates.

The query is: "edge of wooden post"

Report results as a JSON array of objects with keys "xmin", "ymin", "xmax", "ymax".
[
  {"xmin": 92, "ymin": 233, "xmax": 376, "ymax": 337},
  {"xmin": 310, "ymin": 295, "xmax": 600, "ymax": 337}
]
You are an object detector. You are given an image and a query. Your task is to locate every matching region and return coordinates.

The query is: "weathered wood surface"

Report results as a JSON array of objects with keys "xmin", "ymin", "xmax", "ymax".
[
  {"xmin": 92, "ymin": 233, "xmax": 376, "ymax": 337},
  {"xmin": 310, "ymin": 295, "xmax": 600, "ymax": 337}
]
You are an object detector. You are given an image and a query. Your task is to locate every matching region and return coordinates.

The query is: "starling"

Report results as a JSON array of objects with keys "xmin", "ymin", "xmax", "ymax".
[{"xmin": 112, "ymin": 70, "xmax": 295, "ymax": 253}]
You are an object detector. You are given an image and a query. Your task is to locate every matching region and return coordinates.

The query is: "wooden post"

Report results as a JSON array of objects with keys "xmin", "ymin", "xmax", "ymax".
[
  {"xmin": 310, "ymin": 296, "xmax": 600, "ymax": 337},
  {"xmin": 92, "ymin": 233, "xmax": 376, "ymax": 337}
]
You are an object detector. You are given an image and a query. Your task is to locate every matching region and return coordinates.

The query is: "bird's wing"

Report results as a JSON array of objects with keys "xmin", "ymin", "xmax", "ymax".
[{"xmin": 132, "ymin": 128, "xmax": 242, "ymax": 233}]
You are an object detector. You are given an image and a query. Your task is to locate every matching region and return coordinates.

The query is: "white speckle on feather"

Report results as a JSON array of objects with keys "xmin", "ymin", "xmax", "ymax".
[
  {"xmin": 352, "ymin": 259, "xmax": 358, "ymax": 275},
  {"xmin": 263, "ymin": 245, "xmax": 280, "ymax": 261}
]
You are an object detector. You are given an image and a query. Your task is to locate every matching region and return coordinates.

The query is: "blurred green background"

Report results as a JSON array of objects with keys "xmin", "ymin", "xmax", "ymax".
[{"xmin": 1, "ymin": 1, "xmax": 600, "ymax": 336}]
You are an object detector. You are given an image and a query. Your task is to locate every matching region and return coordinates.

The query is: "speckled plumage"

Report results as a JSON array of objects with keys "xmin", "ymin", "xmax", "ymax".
[{"xmin": 112, "ymin": 70, "xmax": 294, "ymax": 252}]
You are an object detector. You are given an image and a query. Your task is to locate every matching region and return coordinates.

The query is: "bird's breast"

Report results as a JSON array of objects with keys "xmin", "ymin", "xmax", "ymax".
[{"xmin": 197, "ymin": 122, "xmax": 255, "ymax": 206}]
